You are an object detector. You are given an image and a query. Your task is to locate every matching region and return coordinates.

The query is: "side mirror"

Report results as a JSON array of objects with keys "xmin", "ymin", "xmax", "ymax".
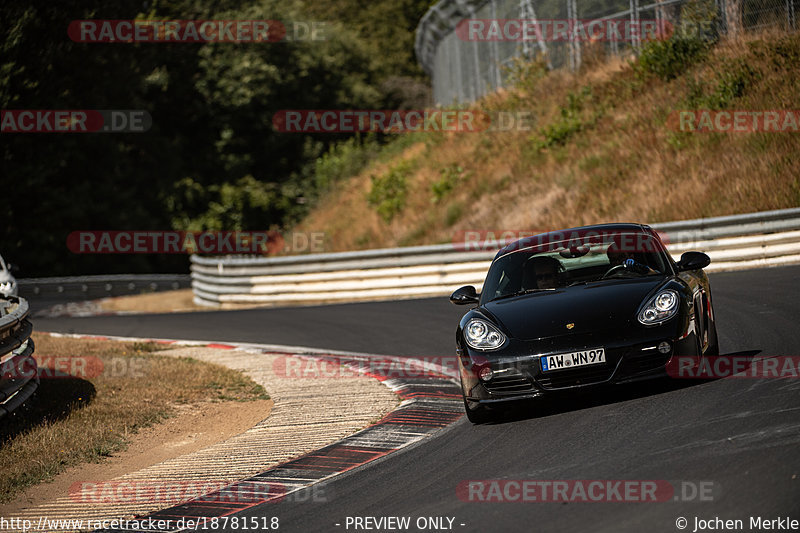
[
  {"xmin": 677, "ymin": 251, "xmax": 711, "ymax": 271},
  {"xmin": 450, "ymin": 285, "xmax": 479, "ymax": 305}
]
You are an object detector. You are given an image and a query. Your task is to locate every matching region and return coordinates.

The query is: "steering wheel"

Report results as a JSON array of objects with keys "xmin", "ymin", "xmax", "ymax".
[{"xmin": 601, "ymin": 264, "xmax": 628, "ymax": 279}]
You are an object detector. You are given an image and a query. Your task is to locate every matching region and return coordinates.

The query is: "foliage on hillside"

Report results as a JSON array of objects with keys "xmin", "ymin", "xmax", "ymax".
[{"xmin": 296, "ymin": 32, "xmax": 800, "ymax": 252}]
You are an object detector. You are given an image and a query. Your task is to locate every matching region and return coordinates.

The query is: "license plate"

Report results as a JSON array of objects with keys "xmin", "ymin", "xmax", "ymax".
[{"xmin": 541, "ymin": 348, "xmax": 606, "ymax": 372}]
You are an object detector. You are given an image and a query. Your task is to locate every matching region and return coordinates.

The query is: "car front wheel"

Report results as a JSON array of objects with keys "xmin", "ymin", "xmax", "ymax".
[{"xmin": 463, "ymin": 397, "xmax": 497, "ymax": 424}]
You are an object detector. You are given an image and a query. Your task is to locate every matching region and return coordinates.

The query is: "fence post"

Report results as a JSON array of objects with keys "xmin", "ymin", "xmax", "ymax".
[
  {"xmin": 520, "ymin": 0, "xmax": 552, "ymax": 68},
  {"xmin": 521, "ymin": 0, "xmax": 532, "ymax": 57},
  {"xmin": 567, "ymin": 0, "xmax": 573, "ymax": 70},
  {"xmin": 656, "ymin": 0, "xmax": 681, "ymax": 36},
  {"xmin": 630, "ymin": 0, "xmax": 641, "ymax": 52},
  {"xmin": 724, "ymin": 0, "xmax": 743, "ymax": 36},
  {"xmin": 567, "ymin": 0, "xmax": 582, "ymax": 70},
  {"xmin": 491, "ymin": 0, "xmax": 501, "ymax": 89},
  {"xmin": 471, "ymin": 8, "xmax": 481, "ymax": 101},
  {"xmin": 455, "ymin": 33, "xmax": 464, "ymax": 103}
]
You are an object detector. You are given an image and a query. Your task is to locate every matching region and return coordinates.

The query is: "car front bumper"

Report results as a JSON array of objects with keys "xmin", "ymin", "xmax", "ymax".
[{"xmin": 459, "ymin": 320, "xmax": 700, "ymax": 404}]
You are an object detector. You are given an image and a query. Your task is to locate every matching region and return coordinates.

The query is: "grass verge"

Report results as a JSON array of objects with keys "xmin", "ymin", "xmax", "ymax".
[{"xmin": 0, "ymin": 334, "xmax": 269, "ymax": 503}]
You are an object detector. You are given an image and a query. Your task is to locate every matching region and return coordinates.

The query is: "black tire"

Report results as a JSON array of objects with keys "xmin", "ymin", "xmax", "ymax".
[
  {"xmin": 463, "ymin": 397, "xmax": 495, "ymax": 424},
  {"xmin": 705, "ymin": 320, "xmax": 720, "ymax": 356}
]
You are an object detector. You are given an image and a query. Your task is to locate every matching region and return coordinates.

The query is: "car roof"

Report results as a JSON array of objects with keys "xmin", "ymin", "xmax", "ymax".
[{"xmin": 493, "ymin": 223, "xmax": 655, "ymax": 260}]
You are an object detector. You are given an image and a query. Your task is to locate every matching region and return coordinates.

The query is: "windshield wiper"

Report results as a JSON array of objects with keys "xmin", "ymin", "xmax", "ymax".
[{"xmin": 489, "ymin": 288, "xmax": 554, "ymax": 302}]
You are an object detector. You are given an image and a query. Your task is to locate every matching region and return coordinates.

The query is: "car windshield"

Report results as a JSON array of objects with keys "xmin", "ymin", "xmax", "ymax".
[{"xmin": 481, "ymin": 232, "xmax": 670, "ymax": 303}]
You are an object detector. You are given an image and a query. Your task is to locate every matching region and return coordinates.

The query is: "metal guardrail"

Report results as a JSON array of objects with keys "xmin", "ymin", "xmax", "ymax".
[
  {"xmin": 191, "ymin": 208, "xmax": 800, "ymax": 308},
  {"xmin": 0, "ymin": 296, "xmax": 38, "ymax": 419},
  {"xmin": 18, "ymin": 274, "xmax": 191, "ymax": 303}
]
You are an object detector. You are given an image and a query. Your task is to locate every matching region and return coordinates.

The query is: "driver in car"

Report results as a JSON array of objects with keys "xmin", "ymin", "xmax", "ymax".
[{"xmin": 522, "ymin": 256, "xmax": 564, "ymax": 290}]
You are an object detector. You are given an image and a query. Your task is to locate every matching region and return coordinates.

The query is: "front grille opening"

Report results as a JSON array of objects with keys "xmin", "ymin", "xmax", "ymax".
[
  {"xmin": 621, "ymin": 350, "xmax": 671, "ymax": 374},
  {"xmin": 484, "ymin": 369, "xmax": 535, "ymax": 395}
]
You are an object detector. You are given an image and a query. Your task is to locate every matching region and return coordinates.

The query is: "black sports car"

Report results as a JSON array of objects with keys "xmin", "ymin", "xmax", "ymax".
[{"xmin": 450, "ymin": 223, "xmax": 718, "ymax": 423}]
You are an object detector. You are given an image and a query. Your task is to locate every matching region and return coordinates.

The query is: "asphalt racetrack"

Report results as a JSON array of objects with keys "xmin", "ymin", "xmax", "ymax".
[{"xmin": 36, "ymin": 265, "xmax": 800, "ymax": 532}]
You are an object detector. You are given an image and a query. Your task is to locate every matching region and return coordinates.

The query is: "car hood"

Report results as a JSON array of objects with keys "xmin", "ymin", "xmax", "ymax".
[
  {"xmin": 0, "ymin": 271, "xmax": 12, "ymax": 283},
  {"xmin": 483, "ymin": 276, "xmax": 667, "ymax": 340}
]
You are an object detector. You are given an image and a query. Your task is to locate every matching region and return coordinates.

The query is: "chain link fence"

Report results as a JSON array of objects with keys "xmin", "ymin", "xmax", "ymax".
[{"xmin": 415, "ymin": 0, "xmax": 799, "ymax": 105}]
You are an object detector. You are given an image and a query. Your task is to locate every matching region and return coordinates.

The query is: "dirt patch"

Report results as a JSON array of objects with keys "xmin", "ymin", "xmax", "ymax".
[{"xmin": 0, "ymin": 398, "xmax": 272, "ymax": 515}]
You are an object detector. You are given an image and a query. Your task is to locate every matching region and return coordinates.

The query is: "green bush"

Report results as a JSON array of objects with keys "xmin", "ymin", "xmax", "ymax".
[
  {"xmin": 367, "ymin": 161, "xmax": 412, "ymax": 222},
  {"xmin": 684, "ymin": 59, "xmax": 759, "ymax": 109},
  {"xmin": 314, "ymin": 135, "xmax": 381, "ymax": 192},
  {"xmin": 431, "ymin": 165, "xmax": 469, "ymax": 203},
  {"xmin": 709, "ymin": 60, "xmax": 759, "ymax": 107},
  {"xmin": 533, "ymin": 86, "xmax": 595, "ymax": 149},
  {"xmin": 637, "ymin": 36, "xmax": 711, "ymax": 81},
  {"xmin": 503, "ymin": 54, "xmax": 549, "ymax": 93}
]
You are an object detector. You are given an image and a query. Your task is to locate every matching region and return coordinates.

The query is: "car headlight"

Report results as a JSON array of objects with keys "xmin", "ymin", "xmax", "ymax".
[
  {"xmin": 0, "ymin": 281, "xmax": 13, "ymax": 292},
  {"xmin": 638, "ymin": 289, "xmax": 679, "ymax": 325},
  {"xmin": 464, "ymin": 319, "xmax": 507, "ymax": 350}
]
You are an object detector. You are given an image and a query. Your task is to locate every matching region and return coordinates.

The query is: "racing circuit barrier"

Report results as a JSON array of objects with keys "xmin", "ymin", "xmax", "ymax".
[
  {"xmin": 0, "ymin": 296, "xmax": 38, "ymax": 418},
  {"xmin": 191, "ymin": 207, "xmax": 800, "ymax": 308},
  {"xmin": 18, "ymin": 273, "xmax": 191, "ymax": 302}
]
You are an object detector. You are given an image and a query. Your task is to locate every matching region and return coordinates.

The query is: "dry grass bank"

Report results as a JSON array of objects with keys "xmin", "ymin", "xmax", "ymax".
[{"xmin": 297, "ymin": 33, "xmax": 800, "ymax": 251}]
